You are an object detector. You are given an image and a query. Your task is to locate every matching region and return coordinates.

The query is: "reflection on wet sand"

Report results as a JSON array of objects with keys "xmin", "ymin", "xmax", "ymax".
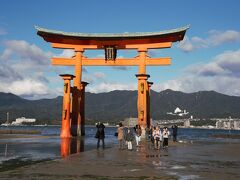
[{"xmin": 61, "ymin": 137, "xmax": 85, "ymax": 157}]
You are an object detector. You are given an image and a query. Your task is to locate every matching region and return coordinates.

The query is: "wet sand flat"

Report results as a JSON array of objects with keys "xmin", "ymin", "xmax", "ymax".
[{"xmin": 1, "ymin": 140, "xmax": 240, "ymax": 180}]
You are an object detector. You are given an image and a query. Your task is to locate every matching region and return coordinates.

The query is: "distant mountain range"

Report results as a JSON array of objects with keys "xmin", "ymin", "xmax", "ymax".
[{"xmin": 0, "ymin": 89, "xmax": 240, "ymax": 124}]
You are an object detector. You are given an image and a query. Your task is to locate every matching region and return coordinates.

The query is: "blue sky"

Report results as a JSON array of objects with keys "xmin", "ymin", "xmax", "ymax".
[{"xmin": 0, "ymin": 0, "xmax": 240, "ymax": 99}]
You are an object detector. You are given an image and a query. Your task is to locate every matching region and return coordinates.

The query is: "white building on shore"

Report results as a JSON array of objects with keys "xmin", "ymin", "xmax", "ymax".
[
  {"xmin": 216, "ymin": 119, "xmax": 240, "ymax": 130},
  {"xmin": 11, "ymin": 117, "xmax": 36, "ymax": 125},
  {"xmin": 184, "ymin": 119, "xmax": 191, "ymax": 127}
]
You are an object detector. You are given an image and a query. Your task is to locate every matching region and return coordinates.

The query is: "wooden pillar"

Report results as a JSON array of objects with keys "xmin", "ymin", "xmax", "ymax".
[
  {"xmin": 136, "ymin": 48, "xmax": 149, "ymax": 130},
  {"xmin": 71, "ymin": 49, "xmax": 83, "ymax": 136},
  {"xmin": 60, "ymin": 74, "xmax": 75, "ymax": 138},
  {"xmin": 138, "ymin": 48, "xmax": 147, "ymax": 74},
  {"xmin": 147, "ymin": 81, "xmax": 153, "ymax": 128},
  {"xmin": 61, "ymin": 138, "xmax": 71, "ymax": 157},
  {"xmin": 135, "ymin": 74, "xmax": 150, "ymax": 129},
  {"xmin": 80, "ymin": 81, "xmax": 89, "ymax": 136}
]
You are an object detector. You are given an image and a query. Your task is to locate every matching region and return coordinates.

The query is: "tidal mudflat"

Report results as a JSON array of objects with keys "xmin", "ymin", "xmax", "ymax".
[{"xmin": 0, "ymin": 126, "xmax": 240, "ymax": 179}]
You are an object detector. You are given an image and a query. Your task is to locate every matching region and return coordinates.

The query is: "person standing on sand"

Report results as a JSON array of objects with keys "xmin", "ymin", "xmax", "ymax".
[
  {"xmin": 125, "ymin": 128, "xmax": 134, "ymax": 150},
  {"xmin": 117, "ymin": 122, "xmax": 124, "ymax": 150},
  {"xmin": 150, "ymin": 126, "xmax": 155, "ymax": 145},
  {"xmin": 96, "ymin": 122, "xmax": 105, "ymax": 149},
  {"xmin": 134, "ymin": 124, "xmax": 142, "ymax": 146},
  {"xmin": 162, "ymin": 127, "xmax": 170, "ymax": 148},
  {"xmin": 153, "ymin": 126, "xmax": 162, "ymax": 150}
]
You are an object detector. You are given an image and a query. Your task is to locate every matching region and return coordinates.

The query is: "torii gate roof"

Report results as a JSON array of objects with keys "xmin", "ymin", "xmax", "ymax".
[{"xmin": 36, "ymin": 25, "xmax": 189, "ymax": 46}]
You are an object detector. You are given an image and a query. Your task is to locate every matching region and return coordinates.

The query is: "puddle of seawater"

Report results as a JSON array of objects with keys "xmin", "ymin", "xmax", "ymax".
[
  {"xmin": 123, "ymin": 169, "xmax": 141, "ymax": 172},
  {"xmin": 167, "ymin": 171, "xmax": 200, "ymax": 180},
  {"xmin": 179, "ymin": 174, "xmax": 200, "ymax": 180},
  {"xmin": 171, "ymin": 165, "xmax": 186, "ymax": 169}
]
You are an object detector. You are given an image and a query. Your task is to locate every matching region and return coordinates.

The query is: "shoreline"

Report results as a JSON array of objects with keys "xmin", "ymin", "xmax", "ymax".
[
  {"xmin": 1, "ymin": 124, "xmax": 239, "ymax": 130},
  {"xmin": 0, "ymin": 139, "xmax": 239, "ymax": 179}
]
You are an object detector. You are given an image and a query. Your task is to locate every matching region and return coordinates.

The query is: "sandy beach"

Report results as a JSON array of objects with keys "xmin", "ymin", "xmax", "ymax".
[{"xmin": 0, "ymin": 138, "xmax": 240, "ymax": 180}]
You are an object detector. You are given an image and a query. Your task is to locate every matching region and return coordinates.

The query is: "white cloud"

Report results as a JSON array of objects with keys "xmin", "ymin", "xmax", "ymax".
[
  {"xmin": 58, "ymin": 49, "xmax": 75, "ymax": 58},
  {"xmin": 3, "ymin": 40, "xmax": 52, "ymax": 65},
  {"xmin": 87, "ymin": 82, "xmax": 137, "ymax": 93},
  {"xmin": 178, "ymin": 36, "xmax": 195, "ymax": 52},
  {"xmin": 156, "ymin": 49, "xmax": 240, "ymax": 96},
  {"xmin": 7, "ymin": 79, "xmax": 48, "ymax": 95},
  {"xmin": 179, "ymin": 30, "xmax": 240, "ymax": 52},
  {"xmin": 186, "ymin": 49, "xmax": 240, "ymax": 77},
  {"xmin": 158, "ymin": 75, "xmax": 240, "ymax": 96},
  {"xmin": 0, "ymin": 78, "xmax": 55, "ymax": 100},
  {"xmin": 82, "ymin": 72, "xmax": 106, "ymax": 84},
  {"xmin": 0, "ymin": 40, "xmax": 58, "ymax": 99},
  {"xmin": 208, "ymin": 30, "xmax": 240, "ymax": 46}
]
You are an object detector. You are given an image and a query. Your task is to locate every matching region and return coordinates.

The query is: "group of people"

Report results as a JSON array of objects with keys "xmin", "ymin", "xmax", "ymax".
[
  {"xmin": 117, "ymin": 123, "xmax": 142, "ymax": 150},
  {"xmin": 148, "ymin": 126, "xmax": 171, "ymax": 149},
  {"xmin": 95, "ymin": 122, "xmax": 178, "ymax": 150}
]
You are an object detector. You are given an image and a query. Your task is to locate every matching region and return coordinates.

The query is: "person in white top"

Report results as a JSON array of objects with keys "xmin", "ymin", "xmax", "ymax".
[
  {"xmin": 162, "ymin": 127, "xmax": 170, "ymax": 148},
  {"xmin": 153, "ymin": 126, "xmax": 162, "ymax": 150}
]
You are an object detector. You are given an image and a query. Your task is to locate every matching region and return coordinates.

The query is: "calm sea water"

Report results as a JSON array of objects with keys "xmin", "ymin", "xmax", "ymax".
[{"xmin": 0, "ymin": 125, "xmax": 239, "ymax": 171}]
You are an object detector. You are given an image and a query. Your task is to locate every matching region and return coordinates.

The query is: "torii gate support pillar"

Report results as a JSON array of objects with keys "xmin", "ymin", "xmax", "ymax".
[
  {"xmin": 60, "ymin": 74, "xmax": 75, "ymax": 138},
  {"xmin": 136, "ymin": 74, "xmax": 150, "ymax": 130}
]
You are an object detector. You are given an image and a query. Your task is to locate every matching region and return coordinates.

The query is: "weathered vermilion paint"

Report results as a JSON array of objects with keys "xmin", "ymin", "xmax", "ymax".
[
  {"xmin": 61, "ymin": 138, "xmax": 71, "ymax": 157},
  {"xmin": 60, "ymin": 74, "xmax": 75, "ymax": 138},
  {"xmin": 36, "ymin": 26, "xmax": 189, "ymax": 136},
  {"xmin": 136, "ymin": 74, "xmax": 150, "ymax": 128}
]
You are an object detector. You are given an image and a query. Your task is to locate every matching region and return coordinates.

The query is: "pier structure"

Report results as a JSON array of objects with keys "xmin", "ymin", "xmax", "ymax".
[{"xmin": 36, "ymin": 25, "xmax": 189, "ymax": 136}]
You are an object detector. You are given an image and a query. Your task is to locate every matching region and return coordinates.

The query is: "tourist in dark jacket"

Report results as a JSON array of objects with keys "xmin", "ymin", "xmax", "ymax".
[{"xmin": 96, "ymin": 122, "xmax": 105, "ymax": 149}]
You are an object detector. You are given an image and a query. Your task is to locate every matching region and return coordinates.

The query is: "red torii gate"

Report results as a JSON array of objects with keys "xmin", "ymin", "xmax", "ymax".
[{"xmin": 36, "ymin": 25, "xmax": 189, "ymax": 138}]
